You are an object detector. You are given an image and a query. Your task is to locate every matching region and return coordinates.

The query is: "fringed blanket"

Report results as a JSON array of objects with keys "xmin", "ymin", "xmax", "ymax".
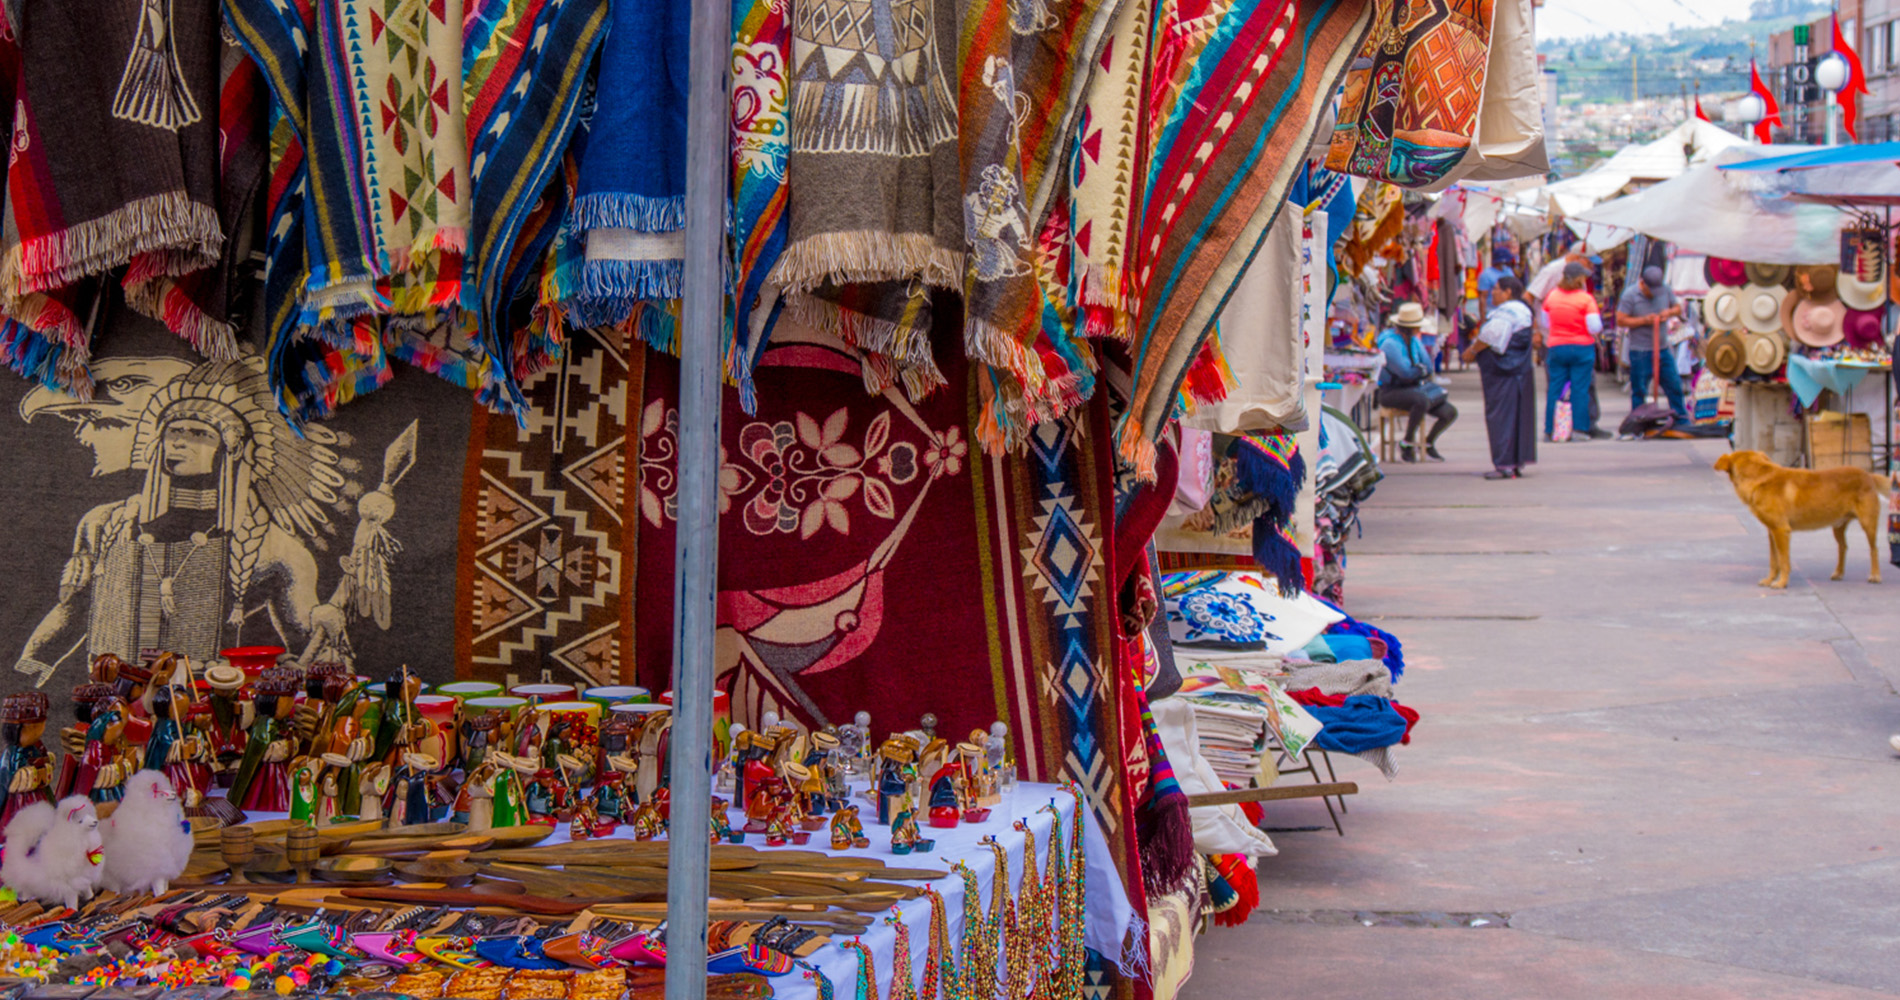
[
  {"xmin": 461, "ymin": 0, "xmax": 607, "ymax": 414},
  {"xmin": 770, "ymin": 0, "xmax": 962, "ymax": 383},
  {"xmin": 0, "ymin": 0, "xmax": 230, "ymax": 396},
  {"xmin": 1326, "ymin": 0, "xmax": 1496, "ymax": 188},
  {"xmin": 728, "ymin": 0, "xmax": 794, "ymax": 411},
  {"xmin": 1067, "ymin": 0, "xmax": 1152, "ymax": 343},
  {"xmin": 955, "ymin": 0, "xmax": 1122, "ymax": 440},
  {"xmin": 563, "ymin": 0, "xmax": 687, "ymax": 333},
  {"xmin": 1118, "ymin": 0, "xmax": 1372, "ymax": 478}
]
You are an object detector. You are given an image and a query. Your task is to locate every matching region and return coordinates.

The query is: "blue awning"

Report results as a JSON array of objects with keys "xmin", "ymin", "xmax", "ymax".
[{"xmin": 1720, "ymin": 141, "xmax": 1900, "ymax": 171}]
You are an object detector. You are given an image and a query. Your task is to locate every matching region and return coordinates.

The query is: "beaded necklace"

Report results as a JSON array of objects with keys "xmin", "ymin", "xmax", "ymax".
[
  {"xmin": 886, "ymin": 913, "xmax": 918, "ymax": 1000},
  {"xmin": 949, "ymin": 862, "xmax": 984, "ymax": 1000},
  {"xmin": 842, "ymin": 938, "xmax": 877, "ymax": 1000},
  {"xmin": 920, "ymin": 885, "xmax": 950, "ymax": 1000},
  {"xmin": 804, "ymin": 963, "xmax": 835, "ymax": 1000}
]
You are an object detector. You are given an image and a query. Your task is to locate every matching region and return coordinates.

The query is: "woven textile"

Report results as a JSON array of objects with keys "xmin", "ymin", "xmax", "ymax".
[
  {"xmin": 1067, "ymin": 0, "xmax": 1152, "ymax": 341},
  {"xmin": 1325, "ymin": 0, "xmax": 1495, "ymax": 188},
  {"xmin": 462, "ymin": 0, "xmax": 609, "ymax": 414},
  {"xmin": 728, "ymin": 0, "xmax": 795, "ymax": 410},
  {"xmin": 563, "ymin": 0, "xmax": 687, "ymax": 331},
  {"xmin": 955, "ymin": 0, "xmax": 1122, "ymax": 426},
  {"xmin": 1118, "ymin": 0, "xmax": 1372, "ymax": 477},
  {"xmin": 617, "ymin": 323, "xmax": 1144, "ymax": 940},
  {"xmin": 771, "ymin": 0, "xmax": 963, "ymax": 365},
  {"xmin": 0, "ymin": 0, "xmax": 230, "ymax": 396}
]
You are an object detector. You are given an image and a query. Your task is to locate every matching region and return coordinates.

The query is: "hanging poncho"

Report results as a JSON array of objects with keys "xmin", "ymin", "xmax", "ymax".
[
  {"xmin": 0, "ymin": 0, "xmax": 231, "ymax": 396},
  {"xmin": 1326, "ymin": 0, "xmax": 1498, "ymax": 188},
  {"xmin": 1117, "ymin": 0, "xmax": 1372, "ymax": 477}
]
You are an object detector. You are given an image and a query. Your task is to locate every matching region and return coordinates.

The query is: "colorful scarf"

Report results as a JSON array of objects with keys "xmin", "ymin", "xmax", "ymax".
[
  {"xmin": 1118, "ymin": 0, "xmax": 1372, "ymax": 478},
  {"xmin": 770, "ymin": 0, "xmax": 963, "ymax": 377},
  {"xmin": 727, "ymin": 0, "xmax": 794, "ymax": 411},
  {"xmin": 1129, "ymin": 641, "xmax": 1193, "ymax": 897},
  {"xmin": 1327, "ymin": 0, "xmax": 1496, "ymax": 188},
  {"xmin": 1067, "ymin": 0, "xmax": 1152, "ymax": 342},
  {"xmin": 1, "ymin": 0, "xmax": 230, "ymax": 396},
  {"xmin": 956, "ymin": 0, "xmax": 1122, "ymax": 426},
  {"xmin": 462, "ymin": 0, "xmax": 609, "ymax": 414},
  {"xmin": 563, "ymin": 0, "xmax": 687, "ymax": 332}
]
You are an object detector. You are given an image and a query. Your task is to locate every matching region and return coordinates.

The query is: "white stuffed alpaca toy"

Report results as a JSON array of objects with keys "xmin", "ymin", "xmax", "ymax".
[
  {"xmin": 2, "ymin": 796, "xmax": 104, "ymax": 909},
  {"xmin": 101, "ymin": 771, "xmax": 192, "ymax": 896}
]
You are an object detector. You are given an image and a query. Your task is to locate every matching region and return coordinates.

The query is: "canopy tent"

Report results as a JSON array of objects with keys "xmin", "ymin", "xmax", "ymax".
[
  {"xmin": 1719, "ymin": 140, "xmax": 1900, "ymax": 172},
  {"xmin": 1571, "ymin": 144, "xmax": 1858, "ymax": 265},
  {"xmin": 1538, "ymin": 119, "xmax": 1749, "ymax": 217}
]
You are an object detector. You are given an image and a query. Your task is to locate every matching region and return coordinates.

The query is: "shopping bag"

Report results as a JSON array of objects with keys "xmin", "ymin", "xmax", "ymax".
[{"xmin": 1553, "ymin": 384, "xmax": 1573, "ymax": 442}]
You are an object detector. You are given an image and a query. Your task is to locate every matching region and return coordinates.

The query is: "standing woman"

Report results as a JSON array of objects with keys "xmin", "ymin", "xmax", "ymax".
[
  {"xmin": 1541, "ymin": 262, "xmax": 1612, "ymax": 441},
  {"xmin": 1463, "ymin": 274, "xmax": 1538, "ymax": 479}
]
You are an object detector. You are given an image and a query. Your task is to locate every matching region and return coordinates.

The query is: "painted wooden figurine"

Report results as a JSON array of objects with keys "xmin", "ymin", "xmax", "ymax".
[
  {"xmin": 0, "ymin": 692, "xmax": 55, "ymax": 827},
  {"xmin": 287, "ymin": 757, "xmax": 320, "ymax": 823},
  {"xmin": 145, "ymin": 683, "xmax": 213, "ymax": 806},
  {"xmin": 356, "ymin": 762, "xmax": 391, "ymax": 824},
  {"xmin": 591, "ymin": 753, "xmax": 637, "ymax": 825},
  {"xmin": 492, "ymin": 752, "xmax": 535, "ymax": 828},
  {"xmin": 57, "ymin": 684, "xmax": 132, "ymax": 805},
  {"xmin": 800, "ymin": 733, "xmax": 837, "ymax": 819},
  {"xmin": 314, "ymin": 756, "xmax": 350, "ymax": 826},
  {"xmin": 830, "ymin": 804, "xmax": 870, "ymax": 850},
  {"xmin": 453, "ymin": 759, "xmax": 499, "ymax": 830},
  {"xmin": 386, "ymin": 751, "xmax": 451, "ymax": 826},
  {"xmin": 201, "ymin": 665, "xmax": 250, "ymax": 784},
  {"xmin": 958, "ymin": 741, "xmax": 995, "ymax": 822},
  {"xmin": 230, "ymin": 667, "xmax": 300, "ymax": 811},
  {"xmin": 925, "ymin": 756, "xmax": 965, "ymax": 829},
  {"xmin": 709, "ymin": 796, "xmax": 736, "ymax": 844},
  {"xmin": 888, "ymin": 789, "xmax": 934, "ymax": 855},
  {"xmin": 874, "ymin": 737, "xmax": 919, "ymax": 825}
]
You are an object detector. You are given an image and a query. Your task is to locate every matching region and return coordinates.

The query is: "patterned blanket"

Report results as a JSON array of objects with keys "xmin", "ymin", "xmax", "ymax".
[{"xmin": 1326, "ymin": 0, "xmax": 1496, "ymax": 188}]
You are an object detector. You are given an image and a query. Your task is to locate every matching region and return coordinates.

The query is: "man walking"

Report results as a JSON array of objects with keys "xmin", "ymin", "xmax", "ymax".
[{"xmin": 1614, "ymin": 265, "xmax": 1689, "ymax": 424}]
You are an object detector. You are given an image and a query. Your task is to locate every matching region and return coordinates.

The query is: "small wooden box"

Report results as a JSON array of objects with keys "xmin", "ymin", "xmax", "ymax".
[{"xmin": 1808, "ymin": 412, "xmax": 1873, "ymax": 471}]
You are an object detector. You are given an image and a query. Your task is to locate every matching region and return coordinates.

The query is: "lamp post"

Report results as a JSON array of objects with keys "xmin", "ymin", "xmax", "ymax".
[
  {"xmin": 1734, "ymin": 94, "xmax": 1766, "ymax": 142},
  {"xmin": 1816, "ymin": 52, "xmax": 1849, "ymax": 145}
]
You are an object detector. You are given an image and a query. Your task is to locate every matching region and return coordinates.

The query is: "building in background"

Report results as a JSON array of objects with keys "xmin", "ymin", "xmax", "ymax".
[{"xmin": 1765, "ymin": 0, "xmax": 1875, "ymax": 141}]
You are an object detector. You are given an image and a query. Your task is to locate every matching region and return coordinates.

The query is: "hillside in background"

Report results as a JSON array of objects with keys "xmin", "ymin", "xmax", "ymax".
[{"xmin": 1539, "ymin": 0, "xmax": 1830, "ymax": 107}]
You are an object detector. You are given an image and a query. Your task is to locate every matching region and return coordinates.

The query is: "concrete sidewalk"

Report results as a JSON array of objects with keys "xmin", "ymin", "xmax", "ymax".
[{"xmin": 1184, "ymin": 369, "xmax": 1900, "ymax": 999}]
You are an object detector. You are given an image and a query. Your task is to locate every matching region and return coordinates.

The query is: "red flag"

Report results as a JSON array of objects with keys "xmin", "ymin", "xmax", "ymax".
[
  {"xmin": 1749, "ymin": 59, "xmax": 1782, "ymax": 143},
  {"xmin": 1694, "ymin": 96, "xmax": 1710, "ymax": 122},
  {"xmin": 1833, "ymin": 13, "xmax": 1871, "ymax": 140}
]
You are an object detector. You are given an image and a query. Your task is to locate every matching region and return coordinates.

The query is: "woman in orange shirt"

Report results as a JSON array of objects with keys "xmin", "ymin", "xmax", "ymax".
[{"xmin": 1540, "ymin": 263, "xmax": 1610, "ymax": 441}]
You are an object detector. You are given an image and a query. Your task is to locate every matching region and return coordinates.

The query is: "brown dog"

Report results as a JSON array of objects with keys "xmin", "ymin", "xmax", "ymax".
[{"xmin": 1713, "ymin": 450, "xmax": 1886, "ymax": 589}]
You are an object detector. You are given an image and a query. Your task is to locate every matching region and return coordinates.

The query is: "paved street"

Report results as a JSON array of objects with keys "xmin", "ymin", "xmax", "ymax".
[{"xmin": 1186, "ymin": 369, "xmax": 1900, "ymax": 999}]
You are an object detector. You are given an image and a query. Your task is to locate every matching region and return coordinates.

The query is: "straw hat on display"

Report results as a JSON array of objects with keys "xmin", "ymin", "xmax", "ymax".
[
  {"xmin": 1786, "ymin": 293, "xmax": 1846, "ymax": 348},
  {"xmin": 1793, "ymin": 264, "xmax": 1839, "ymax": 298},
  {"xmin": 1703, "ymin": 285, "xmax": 1745, "ymax": 331},
  {"xmin": 1740, "ymin": 283, "xmax": 1787, "ymax": 334},
  {"xmin": 1744, "ymin": 331, "xmax": 1787, "ymax": 375},
  {"xmin": 1836, "ymin": 262, "xmax": 1888, "ymax": 311},
  {"xmin": 1705, "ymin": 257, "xmax": 1747, "ymax": 287},
  {"xmin": 1704, "ymin": 330, "xmax": 1748, "ymax": 380},
  {"xmin": 1745, "ymin": 261, "xmax": 1791, "ymax": 286},
  {"xmin": 1391, "ymin": 302, "xmax": 1426, "ymax": 328},
  {"xmin": 1842, "ymin": 306, "xmax": 1886, "ymax": 348}
]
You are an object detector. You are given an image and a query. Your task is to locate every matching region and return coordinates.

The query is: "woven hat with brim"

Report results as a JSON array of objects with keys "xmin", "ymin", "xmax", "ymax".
[
  {"xmin": 1843, "ymin": 306, "xmax": 1886, "ymax": 347},
  {"xmin": 1745, "ymin": 261, "xmax": 1792, "ymax": 286},
  {"xmin": 1837, "ymin": 265, "xmax": 1888, "ymax": 311},
  {"xmin": 1706, "ymin": 257, "xmax": 1748, "ymax": 287},
  {"xmin": 1745, "ymin": 331, "xmax": 1787, "ymax": 374},
  {"xmin": 205, "ymin": 665, "xmax": 246, "ymax": 691},
  {"xmin": 1391, "ymin": 302, "xmax": 1426, "ymax": 327},
  {"xmin": 1790, "ymin": 295, "xmax": 1847, "ymax": 348},
  {"xmin": 1704, "ymin": 285, "xmax": 1745, "ymax": 331},
  {"xmin": 1794, "ymin": 264, "xmax": 1839, "ymax": 298},
  {"xmin": 1704, "ymin": 330, "xmax": 1748, "ymax": 381},
  {"xmin": 1741, "ymin": 283, "xmax": 1787, "ymax": 334}
]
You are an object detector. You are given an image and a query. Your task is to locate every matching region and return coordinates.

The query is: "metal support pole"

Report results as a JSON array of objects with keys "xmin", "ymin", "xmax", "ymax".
[
  {"xmin": 1827, "ymin": 91, "xmax": 1839, "ymax": 146},
  {"xmin": 666, "ymin": 0, "xmax": 731, "ymax": 998}
]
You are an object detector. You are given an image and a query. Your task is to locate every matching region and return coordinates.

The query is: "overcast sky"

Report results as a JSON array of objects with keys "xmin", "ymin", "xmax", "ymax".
[{"xmin": 1537, "ymin": 0, "xmax": 1762, "ymax": 42}]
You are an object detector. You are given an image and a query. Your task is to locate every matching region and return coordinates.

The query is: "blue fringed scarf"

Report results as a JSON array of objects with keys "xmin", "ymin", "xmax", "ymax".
[
  {"xmin": 1232, "ymin": 430, "xmax": 1306, "ymax": 596},
  {"xmin": 564, "ymin": 0, "xmax": 687, "ymax": 332}
]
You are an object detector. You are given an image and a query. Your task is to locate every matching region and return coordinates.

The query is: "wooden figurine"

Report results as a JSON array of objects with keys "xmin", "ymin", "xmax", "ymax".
[
  {"xmin": 627, "ymin": 787, "xmax": 668, "ymax": 841},
  {"xmin": 925, "ymin": 756, "xmax": 964, "ymax": 829},
  {"xmin": 0, "ymin": 692, "xmax": 54, "ymax": 827},
  {"xmin": 888, "ymin": 789, "xmax": 934, "ymax": 855},
  {"xmin": 356, "ymin": 762, "xmax": 390, "ymax": 824},
  {"xmin": 958, "ymin": 741, "xmax": 994, "ymax": 822},
  {"xmin": 229, "ymin": 666, "xmax": 300, "ymax": 811},
  {"xmin": 386, "ymin": 751, "xmax": 450, "ymax": 826},
  {"xmin": 460, "ymin": 710, "xmax": 502, "ymax": 773},
  {"xmin": 569, "ymin": 797, "xmax": 600, "ymax": 841},
  {"xmin": 800, "ymin": 733, "xmax": 837, "ymax": 819},
  {"xmin": 315, "ymin": 755, "xmax": 350, "ymax": 826},
  {"xmin": 709, "ymin": 796, "xmax": 735, "ymax": 844},
  {"xmin": 591, "ymin": 753, "xmax": 636, "ymax": 824},
  {"xmin": 830, "ymin": 804, "xmax": 870, "ymax": 850},
  {"xmin": 374, "ymin": 672, "xmax": 427, "ymax": 763},
  {"xmin": 635, "ymin": 709, "xmax": 673, "ymax": 805},
  {"xmin": 524, "ymin": 767, "xmax": 562, "ymax": 825},
  {"xmin": 56, "ymin": 684, "xmax": 130, "ymax": 805},
  {"xmin": 146, "ymin": 683, "xmax": 213, "ymax": 808},
  {"xmin": 873, "ymin": 737, "xmax": 919, "ymax": 825},
  {"xmin": 492, "ymin": 752, "xmax": 535, "ymax": 828},
  {"xmin": 782, "ymin": 761, "xmax": 820, "ymax": 834},
  {"xmin": 201, "ymin": 665, "xmax": 250, "ymax": 784},
  {"xmin": 454, "ymin": 759, "xmax": 498, "ymax": 830},
  {"xmin": 287, "ymin": 756, "xmax": 320, "ymax": 823}
]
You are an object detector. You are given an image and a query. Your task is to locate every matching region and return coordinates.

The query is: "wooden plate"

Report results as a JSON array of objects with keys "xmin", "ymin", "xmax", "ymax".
[
  {"xmin": 395, "ymin": 860, "xmax": 478, "ymax": 887},
  {"xmin": 482, "ymin": 825, "xmax": 556, "ymax": 848},
  {"xmin": 314, "ymin": 856, "xmax": 393, "ymax": 882}
]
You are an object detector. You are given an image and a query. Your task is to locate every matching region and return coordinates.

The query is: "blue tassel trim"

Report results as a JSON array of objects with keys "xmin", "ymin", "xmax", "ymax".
[
  {"xmin": 1251, "ymin": 517, "xmax": 1305, "ymax": 598},
  {"xmin": 577, "ymin": 258, "xmax": 684, "ymax": 302},
  {"xmin": 1232, "ymin": 436, "xmax": 1306, "ymax": 522},
  {"xmin": 570, "ymin": 193, "xmax": 686, "ymax": 233}
]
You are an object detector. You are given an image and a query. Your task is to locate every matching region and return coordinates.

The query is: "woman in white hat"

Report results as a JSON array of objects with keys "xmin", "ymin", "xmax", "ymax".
[{"xmin": 1376, "ymin": 302, "xmax": 1458, "ymax": 462}]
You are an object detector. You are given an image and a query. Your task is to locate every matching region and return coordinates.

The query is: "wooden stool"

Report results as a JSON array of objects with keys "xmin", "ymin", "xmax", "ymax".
[{"xmin": 1378, "ymin": 408, "xmax": 1406, "ymax": 463}]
